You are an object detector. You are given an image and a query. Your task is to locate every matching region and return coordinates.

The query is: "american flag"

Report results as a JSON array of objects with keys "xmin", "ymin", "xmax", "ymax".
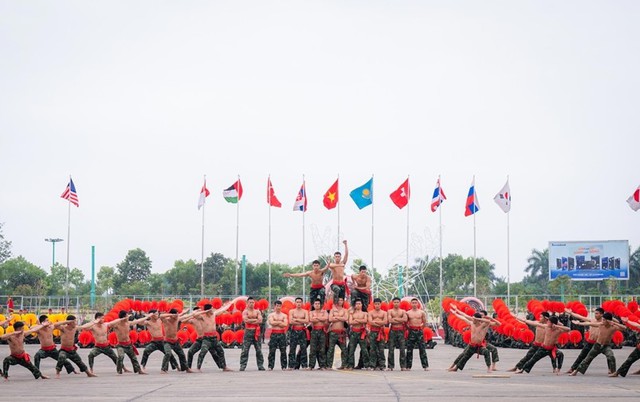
[{"xmin": 61, "ymin": 178, "xmax": 79, "ymax": 207}]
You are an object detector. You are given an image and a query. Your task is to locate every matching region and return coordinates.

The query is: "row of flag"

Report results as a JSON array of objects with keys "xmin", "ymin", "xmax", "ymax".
[
  {"xmin": 199, "ymin": 176, "xmax": 507, "ymax": 215},
  {"xmin": 59, "ymin": 177, "xmax": 640, "ymax": 213}
]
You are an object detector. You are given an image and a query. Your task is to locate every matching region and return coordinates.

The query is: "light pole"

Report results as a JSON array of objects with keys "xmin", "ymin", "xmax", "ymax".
[{"xmin": 44, "ymin": 238, "xmax": 64, "ymax": 268}]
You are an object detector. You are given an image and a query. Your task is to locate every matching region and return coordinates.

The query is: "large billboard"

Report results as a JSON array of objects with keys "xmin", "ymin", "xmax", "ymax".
[{"xmin": 548, "ymin": 240, "xmax": 629, "ymax": 281}]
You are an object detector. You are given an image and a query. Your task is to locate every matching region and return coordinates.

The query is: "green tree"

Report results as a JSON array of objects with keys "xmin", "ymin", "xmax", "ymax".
[
  {"xmin": 629, "ymin": 245, "xmax": 640, "ymax": 291},
  {"xmin": 115, "ymin": 248, "xmax": 152, "ymax": 292},
  {"xmin": 96, "ymin": 266, "xmax": 116, "ymax": 295},
  {"xmin": 0, "ymin": 222, "xmax": 11, "ymax": 264},
  {"xmin": 0, "ymin": 256, "xmax": 47, "ymax": 294},
  {"xmin": 45, "ymin": 263, "xmax": 86, "ymax": 296},
  {"xmin": 522, "ymin": 248, "xmax": 549, "ymax": 292},
  {"xmin": 165, "ymin": 259, "xmax": 200, "ymax": 294}
]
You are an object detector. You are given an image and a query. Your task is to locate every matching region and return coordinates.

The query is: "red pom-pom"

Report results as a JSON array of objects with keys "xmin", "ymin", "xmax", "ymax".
[
  {"xmin": 234, "ymin": 330, "xmax": 245, "ymax": 344},
  {"xmin": 612, "ymin": 330, "xmax": 624, "ymax": 346},
  {"xmin": 132, "ymin": 300, "xmax": 142, "ymax": 312},
  {"xmin": 170, "ymin": 299, "xmax": 184, "ymax": 313},
  {"xmin": 141, "ymin": 301, "xmax": 152, "ymax": 312},
  {"xmin": 303, "ymin": 302, "xmax": 311, "ymax": 311},
  {"xmin": 342, "ymin": 301, "xmax": 350, "ymax": 310},
  {"xmin": 190, "ymin": 331, "xmax": 198, "ymax": 343},
  {"xmin": 569, "ymin": 330, "xmax": 582, "ymax": 344},
  {"xmin": 211, "ymin": 298, "xmax": 223, "ymax": 309},
  {"xmin": 129, "ymin": 330, "xmax": 139, "ymax": 343},
  {"xmin": 442, "ymin": 298, "xmax": 456, "ymax": 313},
  {"xmin": 177, "ymin": 330, "xmax": 189, "ymax": 345},
  {"xmin": 423, "ymin": 327, "xmax": 433, "ymax": 341},
  {"xmin": 399, "ymin": 300, "xmax": 411, "ymax": 311},
  {"xmin": 557, "ymin": 332, "xmax": 569, "ymax": 346},
  {"xmin": 628, "ymin": 301, "xmax": 639, "ymax": 313},
  {"xmin": 197, "ymin": 298, "xmax": 210, "ymax": 308},
  {"xmin": 108, "ymin": 331, "xmax": 118, "ymax": 346},
  {"xmin": 180, "ymin": 323, "xmax": 195, "ymax": 334},
  {"xmin": 158, "ymin": 300, "xmax": 169, "ymax": 313},
  {"xmin": 78, "ymin": 330, "xmax": 94, "ymax": 346},
  {"xmin": 232, "ymin": 311, "xmax": 243, "ymax": 325},
  {"xmin": 521, "ymin": 329, "xmax": 535, "ymax": 344},
  {"xmin": 323, "ymin": 300, "xmax": 334, "ymax": 311},
  {"xmin": 383, "ymin": 327, "xmax": 390, "ymax": 342},
  {"xmin": 234, "ymin": 299, "xmax": 247, "ymax": 312},
  {"xmin": 462, "ymin": 330, "xmax": 472, "ymax": 344},
  {"xmin": 137, "ymin": 330, "xmax": 151, "ymax": 345},
  {"xmin": 221, "ymin": 330, "xmax": 234, "ymax": 345},
  {"xmin": 503, "ymin": 323, "xmax": 514, "ymax": 337},
  {"xmin": 380, "ymin": 302, "xmax": 389, "ymax": 312}
]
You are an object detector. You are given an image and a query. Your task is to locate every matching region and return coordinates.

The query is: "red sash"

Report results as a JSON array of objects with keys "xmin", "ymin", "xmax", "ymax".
[
  {"xmin": 271, "ymin": 329, "xmax": 287, "ymax": 334},
  {"xmin": 41, "ymin": 344, "xmax": 57, "ymax": 352},
  {"xmin": 333, "ymin": 280, "xmax": 350, "ymax": 296},
  {"xmin": 165, "ymin": 338, "xmax": 178, "ymax": 344},
  {"xmin": 204, "ymin": 332, "xmax": 217, "ymax": 337},
  {"xmin": 533, "ymin": 341, "xmax": 543, "ymax": 347},
  {"xmin": 11, "ymin": 352, "xmax": 31, "ymax": 363},
  {"xmin": 587, "ymin": 338, "xmax": 596, "ymax": 344},
  {"xmin": 61, "ymin": 345, "xmax": 78, "ymax": 353},
  {"xmin": 118, "ymin": 341, "xmax": 139, "ymax": 355},
  {"xmin": 331, "ymin": 329, "xmax": 346, "ymax": 344},
  {"xmin": 292, "ymin": 325, "xmax": 310, "ymax": 341},
  {"xmin": 312, "ymin": 326, "xmax": 325, "ymax": 331},
  {"xmin": 370, "ymin": 327, "xmax": 384, "ymax": 342},
  {"xmin": 152, "ymin": 337, "xmax": 165, "ymax": 342},
  {"xmin": 246, "ymin": 324, "xmax": 261, "ymax": 341},
  {"xmin": 311, "ymin": 284, "xmax": 324, "ymax": 289},
  {"xmin": 351, "ymin": 326, "xmax": 367, "ymax": 340},
  {"xmin": 95, "ymin": 342, "xmax": 110, "ymax": 348},
  {"xmin": 408, "ymin": 325, "xmax": 423, "ymax": 331},
  {"xmin": 470, "ymin": 341, "xmax": 487, "ymax": 358},
  {"xmin": 543, "ymin": 344, "xmax": 558, "ymax": 359}
]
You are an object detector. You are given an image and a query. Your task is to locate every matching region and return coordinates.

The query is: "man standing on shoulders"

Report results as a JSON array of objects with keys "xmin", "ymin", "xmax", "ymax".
[
  {"xmin": 267, "ymin": 301, "xmax": 288, "ymax": 371},
  {"xmin": 284, "ymin": 260, "xmax": 329, "ymax": 306},
  {"xmin": 405, "ymin": 298, "xmax": 429, "ymax": 371},
  {"xmin": 351, "ymin": 265, "xmax": 372, "ymax": 312},
  {"xmin": 328, "ymin": 240, "xmax": 349, "ymax": 304}
]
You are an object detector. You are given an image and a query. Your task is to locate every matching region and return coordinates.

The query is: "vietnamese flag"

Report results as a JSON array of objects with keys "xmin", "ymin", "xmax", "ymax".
[
  {"xmin": 323, "ymin": 179, "xmax": 339, "ymax": 210},
  {"xmin": 390, "ymin": 178, "xmax": 410, "ymax": 209}
]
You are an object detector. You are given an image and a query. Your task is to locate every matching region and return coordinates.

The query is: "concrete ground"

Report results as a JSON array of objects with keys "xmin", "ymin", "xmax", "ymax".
[{"xmin": 2, "ymin": 343, "xmax": 639, "ymax": 401}]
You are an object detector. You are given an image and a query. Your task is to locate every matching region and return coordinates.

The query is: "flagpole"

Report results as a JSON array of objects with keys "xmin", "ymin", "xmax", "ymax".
[
  {"xmin": 438, "ymin": 175, "xmax": 443, "ymax": 311},
  {"xmin": 371, "ymin": 174, "xmax": 375, "ymax": 297},
  {"xmin": 200, "ymin": 175, "xmax": 206, "ymax": 297},
  {"xmin": 302, "ymin": 175, "xmax": 306, "ymax": 301},
  {"xmin": 337, "ymin": 174, "xmax": 340, "ymax": 251},
  {"xmin": 405, "ymin": 175, "xmax": 410, "ymax": 297},
  {"xmin": 506, "ymin": 175, "xmax": 511, "ymax": 307},
  {"xmin": 235, "ymin": 174, "xmax": 240, "ymax": 296},
  {"xmin": 65, "ymin": 183, "xmax": 71, "ymax": 309},
  {"xmin": 473, "ymin": 175, "xmax": 477, "ymax": 298},
  {"xmin": 268, "ymin": 175, "xmax": 273, "ymax": 307}
]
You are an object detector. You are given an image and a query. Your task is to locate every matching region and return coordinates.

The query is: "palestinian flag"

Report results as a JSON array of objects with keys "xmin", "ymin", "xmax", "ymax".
[{"xmin": 223, "ymin": 179, "xmax": 243, "ymax": 203}]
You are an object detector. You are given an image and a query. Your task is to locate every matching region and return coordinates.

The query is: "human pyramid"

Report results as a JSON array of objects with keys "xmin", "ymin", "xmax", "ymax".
[{"xmin": 2, "ymin": 239, "xmax": 640, "ymax": 380}]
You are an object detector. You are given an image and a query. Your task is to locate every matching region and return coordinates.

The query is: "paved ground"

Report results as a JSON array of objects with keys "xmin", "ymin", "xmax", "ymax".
[{"xmin": 2, "ymin": 343, "xmax": 639, "ymax": 401}]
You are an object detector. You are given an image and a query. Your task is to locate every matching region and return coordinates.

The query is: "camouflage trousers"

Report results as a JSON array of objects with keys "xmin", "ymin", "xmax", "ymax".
[
  {"xmin": 326, "ymin": 330, "xmax": 347, "ymax": 369},
  {"xmin": 188, "ymin": 337, "xmax": 222, "ymax": 369},
  {"xmin": 351, "ymin": 290, "xmax": 371, "ymax": 313},
  {"xmin": 308, "ymin": 329, "xmax": 327, "ymax": 369},
  {"xmin": 196, "ymin": 336, "xmax": 226, "ymax": 370},
  {"xmin": 162, "ymin": 341, "xmax": 188, "ymax": 372},
  {"xmin": 576, "ymin": 343, "xmax": 614, "ymax": 374},
  {"xmin": 140, "ymin": 341, "xmax": 177, "ymax": 370},
  {"xmin": 288, "ymin": 329, "xmax": 309, "ymax": 369},
  {"xmin": 405, "ymin": 329, "xmax": 429, "ymax": 369},
  {"xmin": 268, "ymin": 332, "xmax": 287, "ymax": 370},
  {"xmin": 239, "ymin": 329, "xmax": 264, "ymax": 370},
  {"xmin": 523, "ymin": 347, "xmax": 564, "ymax": 373},
  {"xmin": 34, "ymin": 347, "xmax": 74, "ymax": 373},
  {"xmin": 117, "ymin": 344, "xmax": 142, "ymax": 374},
  {"xmin": 56, "ymin": 348, "xmax": 88, "ymax": 373},
  {"xmin": 455, "ymin": 344, "xmax": 491, "ymax": 370},
  {"xmin": 387, "ymin": 329, "xmax": 406, "ymax": 369},
  {"xmin": 368, "ymin": 330, "xmax": 386, "ymax": 369},
  {"xmin": 87, "ymin": 346, "xmax": 118, "ymax": 371},
  {"xmin": 3, "ymin": 354, "xmax": 43, "ymax": 379},
  {"xmin": 617, "ymin": 346, "xmax": 640, "ymax": 377},
  {"xmin": 330, "ymin": 284, "xmax": 346, "ymax": 304},
  {"xmin": 346, "ymin": 330, "xmax": 369, "ymax": 369},
  {"xmin": 310, "ymin": 286, "xmax": 326, "ymax": 306},
  {"xmin": 570, "ymin": 342, "xmax": 594, "ymax": 371}
]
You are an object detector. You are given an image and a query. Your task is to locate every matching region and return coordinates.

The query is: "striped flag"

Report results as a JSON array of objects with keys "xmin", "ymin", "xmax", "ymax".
[
  {"xmin": 60, "ymin": 178, "xmax": 79, "ymax": 207},
  {"xmin": 430, "ymin": 177, "xmax": 446, "ymax": 212},
  {"xmin": 464, "ymin": 177, "xmax": 480, "ymax": 216},
  {"xmin": 223, "ymin": 179, "xmax": 243, "ymax": 204},
  {"xmin": 293, "ymin": 182, "xmax": 307, "ymax": 212},
  {"xmin": 198, "ymin": 179, "xmax": 210, "ymax": 210}
]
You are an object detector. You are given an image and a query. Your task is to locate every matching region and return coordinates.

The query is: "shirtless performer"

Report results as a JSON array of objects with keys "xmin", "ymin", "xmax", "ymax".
[
  {"xmin": 570, "ymin": 312, "xmax": 626, "ymax": 376},
  {"xmin": 80, "ymin": 312, "xmax": 128, "ymax": 373},
  {"xmin": 267, "ymin": 300, "xmax": 288, "ymax": 370},
  {"xmin": 195, "ymin": 304, "xmax": 231, "ymax": 372},
  {"xmin": 160, "ymin": 308, "xmax": 192, "ymax": 373},
  {"xmin": 55, "ymin": 315, "xmax": 97, "ymax": 378},
  {"xmin": 139, "ymin": 309, "xmax": 178, "ymax": 372},
  {"xmin": 448, "ymin": 309, "xmax": 499, "ymax": 373},
  {"xmin": 508, "ymin": 312, "xmax": 556, "ymax": 372},
  {"xmin": 326, "ymin": 296, "xmax": 348, "ymax": 370},
  {"xmin": 345, "ymin": 299, "xmax": 369, "ymax": 370},
  {"xmin": 239, "ymin": 297, "xmax": 265, "ymax": 371},
  {"xmin": 308, "ymin": 298, "xmax": 329, "ymax": 370},
  {"xmin": 610, "ymin": 317, "xmax": 640, "ymax": 377},
  {"xmin": 287, "ymin": 297, "xmax": 310, "ymax": 370},
  {"xmin": 452, "ymin": 307, "xmax": 500, "ymax": 370},
  {"xmin": 327, "ymin": 240, "xmax": 349, "ymax": 304},
  {"xmin": 1, "ymin": 321, "xmax": 49, "ymax": 380},
  {"xmin": 387, "ymin": 297, "xmax": 408, "ymax": 371},
  {"xmin": 351, "ymin": 266, "xmax": 372, "ymax": 313},
  {"xmin": 284, "ymin": 260, "xmax": 328, "ymax": 305},
  {"xmin": 565, "ymin": 307, "xmax": 604, "ymax": 374},
  {"xmin": 112, "ymin": 310, "xmax": 148, "ymax": 375},
  {"xmin": 32, "ymin": 315, "xmax": 75, "ymax": 375},
  {"xmin": 405, "ymin": 298, "xmax": 429, "ymax": 371},
  {"xmin": 368, "ymin": 298, "xmax": 388, "ymax": 370},
  {"xmin": 517, "ymin": 316, "xmax": 570, "ymax": 374}
]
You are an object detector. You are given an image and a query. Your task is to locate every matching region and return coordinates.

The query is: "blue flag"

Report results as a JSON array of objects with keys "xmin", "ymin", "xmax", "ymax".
[{"xmin": 349, "ymin": 178, "xmax": 373, "ymax": 209}]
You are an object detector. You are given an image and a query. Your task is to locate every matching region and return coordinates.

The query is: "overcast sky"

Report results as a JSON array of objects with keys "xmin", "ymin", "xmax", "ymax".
[{"xmin": 1, "ymin": 1, "xmax": 639, "ymax": 292}]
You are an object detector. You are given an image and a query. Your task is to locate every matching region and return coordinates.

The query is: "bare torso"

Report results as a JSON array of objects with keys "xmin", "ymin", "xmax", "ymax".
[
  {"xmin": 407, "ymin": 309, "xmax": 426, "ymax": 327},
  {"xmin": 268, "ymin": 312, "xmax": 288, "ymax": 329},
  {"xmin": 146, "ymin": 318, "xmax": 164, "ymax": 339},
  {"xmin": 37, "ymin": 325, "xmax": 55, "ymax": 348},
  {"xmin": 90, "ymin": 323, "xmax": 109, "ymax": 344},
  {"xmin": 329, "ymin": 307, "xmax": 347, "ymax": 330}
]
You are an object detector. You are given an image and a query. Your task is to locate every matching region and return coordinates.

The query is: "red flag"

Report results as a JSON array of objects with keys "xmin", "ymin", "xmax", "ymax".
[
  {"xmin": 323, "ymin": 179, "xmax": 339, "ymax": 210},
  {"xmin": 267, "ymin": 177, "xmax": 282, "ymax": 208},
  {"xmin": 390, "ymin": 178, "xmax": 410, "ymax": 209}
]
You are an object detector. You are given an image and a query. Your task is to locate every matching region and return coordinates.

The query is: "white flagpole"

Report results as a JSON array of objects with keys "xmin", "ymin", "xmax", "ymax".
[
  {"xmin": 337, "ymin": 174, "xmax": 340, "ymax": 251},
  {"xmin": 65, "ymin": 177, "xmax": 71, "ymax": 309},
  {"xmin": 302, "ymin": 175, "xmax": 306, "ymax": 300},
  {"xmin": 473, "ymin": 175, "xmax": 477, "ymax": 298},
  {"xmin": 235, "ymin": 174, "xmax": 240, "ymax": 296},
  {"xmin": 506, "ymin": 175, "xmax": 511, "ymax": 306},
  {"xmin": 200, "ymin": 175, "xmax": 206, "ymax": 297},
  {"xmin": 405, "ymin": 176, "xmax": 410, "ymax": 297},
  {"xmin": 268, "ymin": 175, "xmax": 272, "ymax": 307},
  {"xmin": 371, "ymin": 174, "xmax": 375, "ymax": 297},
  {"xmin": 438, "ymin": 175, "xmax": 443, "ymax": 309}
]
